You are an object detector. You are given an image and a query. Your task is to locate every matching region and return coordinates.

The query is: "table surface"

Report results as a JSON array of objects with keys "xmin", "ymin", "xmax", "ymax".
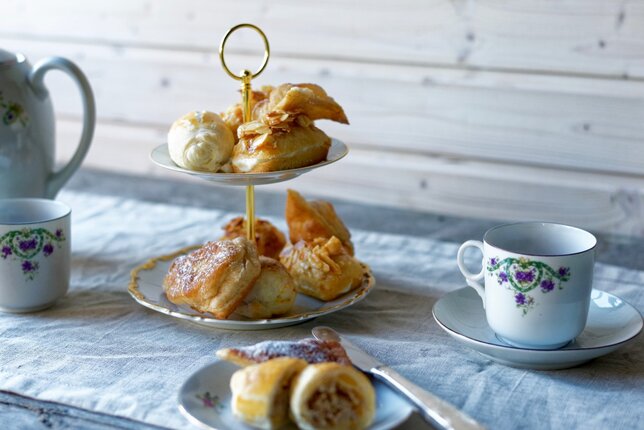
[{"xmin": 1, "ymin": 168, "xmax": 642, "ymax": 430}]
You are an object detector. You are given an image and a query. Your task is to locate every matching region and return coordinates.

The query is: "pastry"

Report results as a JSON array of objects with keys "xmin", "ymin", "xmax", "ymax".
[
  {"xmin": 256, "ymin": 83, "xmax": 349, "ymax": 124},
  {"xmin": 290, "ymin": 362, "xmax": 376, "ymax": 430},
  {"xmin": 221, "ymin": 89, "xmax": 270, "ymax": 142},
  {"xmin": 235, "ymin": 257, "xmax": 296, "ymax": 319},
  {"xmin": 216, "ymin": 338, "xmax": 352, "ymax": 367},
  {"xmin": 285, "ymin": 189, "xmax": 354, "ymax": 255},
  {"xmin": 220, "ymin": 217, "xmax": 286, "ymax": 260},
  {"xmin": 167, "ymin": 111, "xmax": 234, "ymax": 172},
  {"xmin": 163, "ymin": 237, "xmax": 261, "ymax": 319},
  {"xmin": 231, "ymin": 115, "xmax": 331, "ymax": 173},
  {"xmin": 280, "ymin": 237, "xmax": 363, "ymax": 301},
  {"xmin": 230, "ymin": 357, "xmax": 308, "ymax": 430},
  {"xmin": 229, "ymin": 82, "xmax": 348, "ymax": 173}
]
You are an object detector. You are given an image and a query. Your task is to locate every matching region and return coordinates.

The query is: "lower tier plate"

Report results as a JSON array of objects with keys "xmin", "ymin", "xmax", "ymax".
[{"xmin": 128, "ymin": 246, "xmax": 375, "ymax": 330}]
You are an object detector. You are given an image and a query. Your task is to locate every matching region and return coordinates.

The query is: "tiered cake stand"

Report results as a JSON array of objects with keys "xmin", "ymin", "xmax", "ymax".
[{"xmin": 129, "ymin": 24, "xmax": 374, "ymax": 330}]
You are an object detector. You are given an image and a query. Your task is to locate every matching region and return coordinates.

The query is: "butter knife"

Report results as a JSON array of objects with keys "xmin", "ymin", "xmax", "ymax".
[{"xmin": 312, "ymin": 326, "xmax": 484, "ymax": 430}]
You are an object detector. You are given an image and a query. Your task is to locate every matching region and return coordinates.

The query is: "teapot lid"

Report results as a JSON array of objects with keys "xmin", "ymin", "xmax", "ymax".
[{"xmin": 0, "ymin": 49, "xmax": 24, "ymax": 68}]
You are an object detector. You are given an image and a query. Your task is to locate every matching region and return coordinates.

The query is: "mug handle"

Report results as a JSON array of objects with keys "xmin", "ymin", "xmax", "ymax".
[
  {"xmin": 456, "ymin": 240, "xmax": 486, "ymax": 306},
  {"xmin": 28, "ymin": 56, "xmax": 96, "ymax": 198}
]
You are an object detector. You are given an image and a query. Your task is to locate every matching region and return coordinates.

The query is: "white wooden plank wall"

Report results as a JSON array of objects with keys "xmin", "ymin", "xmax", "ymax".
[{"xmin": 1, "ymin": 1, "xmax": 643, "ymax": 236}]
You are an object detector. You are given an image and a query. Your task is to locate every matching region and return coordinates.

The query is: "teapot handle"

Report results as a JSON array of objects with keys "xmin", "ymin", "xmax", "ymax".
[{"xmin": 29, "ymin": 57, "xmax": 96, "ymax": 198}]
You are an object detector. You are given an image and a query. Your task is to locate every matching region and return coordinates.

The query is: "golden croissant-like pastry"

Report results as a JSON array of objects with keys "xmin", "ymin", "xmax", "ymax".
[
  {"xmin": 290, "ymin": 362, "xmax": 376, "ymax": 430},
  {"xmin": 220, "ymin": 89, "xmax": 269, "ymax": 142},
  {"xmin": 257, "ymin": 83, "xmax": 349, "ymax": 124},
  {"xmin": 220, "ymin": 217, "xmax": 286, "ymax": 260},
  {"xmin": 216, "ymin": 338, "xmax": 352, "ymax": 367},
  {"xmin": 230, "ymin": 357, "xmax": 308, "ymax": 430},
  {"xmin": 231, "ymin": 116, "xmax": 330, "ymax": 173},
  {"xmin": 235, "ymin": 257, "xmax": 296, "ymax": 319},
  {"xmin": 285, "ymin": 189, "xmax": 354, "ymax": 255},
  {"xmin": 280, "ymin": 237, "xmax": 364, "ymax": 301},
  {"xmin": 163, "ymin": 237, "xmax": 261, "ymax": 319}
]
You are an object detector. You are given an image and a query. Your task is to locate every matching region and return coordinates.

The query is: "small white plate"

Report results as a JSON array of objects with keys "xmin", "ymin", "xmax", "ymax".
[
  {"xmin": 150, "ymin": 139, "xmax": 348, "ymax": 186},
  {"xmin": 178, "ymin": 360, "xmax": 413, "ymax": 430},
  {"xmin": 128, "ymin": 247, "xmax": 375, "ymax": 330},
  {"xmin": 433, "ymin": 287, "xmax": 642, "ymax": 370}
]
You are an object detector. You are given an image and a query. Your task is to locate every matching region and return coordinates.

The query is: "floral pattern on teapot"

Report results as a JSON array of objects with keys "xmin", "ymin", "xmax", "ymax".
[{"xmin": 0, "ymin": 91, "xmax": 28, "ymax": 128}]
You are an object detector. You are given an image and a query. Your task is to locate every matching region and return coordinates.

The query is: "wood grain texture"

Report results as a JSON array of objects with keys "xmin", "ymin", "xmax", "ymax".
[
  {"xmin": 4, "ymin": 37, "xmax": 644, "ymax": 176},
  {"xmin": 1, "ymin": 0, "xmax": 643, "ymax": 78},
  {"xmin": 2, "ymin": 1, "xmax": 643, "ymax": 235},
  {"xmin": 55, "ymin": 118, "xmax": 644, "ymax": 236}
]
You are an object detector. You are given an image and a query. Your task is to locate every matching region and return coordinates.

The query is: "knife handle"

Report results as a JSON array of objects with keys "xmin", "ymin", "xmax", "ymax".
[{"xmin": 371, "ymin": 366, "xmax": 485, "ymax": 430}]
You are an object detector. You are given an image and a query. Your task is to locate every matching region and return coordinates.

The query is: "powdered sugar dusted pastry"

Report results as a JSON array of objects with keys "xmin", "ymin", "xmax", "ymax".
[
  {"xmin": 235, "ymin": 257, "xmax": 296, "ymax": 319},
  {"xmin": 231, "ymin": 115, "xmax": 330, "ymax": 173},
  {"xmin": 285, "ymin": 189, "xmax": 354, "ymax": 255},
  {"xmin": 216, "ymin": 338, "xmax": 352, "ymax": 367},
  {"xmin": 230, "ymin": 357, "xmax": 307, "ymax": 430},
  {"xmin": 220, "ymin": 217, "xmax": 286, "ymax": 260},
  {"xmin": 167, "ymin": 111, "xmax": 234, "ymax": 172},
  {"xmin": 280, "ymin": 236, "xmax": 363, "ymax": 301},
  {"xmin": 163, "ymin": 237, "xmax": 260, "ymax": 319},
  {"xmin": 290, "ymin": 362, "xmax": 375, "ymax": 430}
]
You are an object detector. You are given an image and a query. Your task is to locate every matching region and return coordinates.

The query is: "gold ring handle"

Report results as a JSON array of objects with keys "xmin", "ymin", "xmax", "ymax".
[{"xmin": 218, "ymin": 23, "xmax": 270, "ymax": 80}]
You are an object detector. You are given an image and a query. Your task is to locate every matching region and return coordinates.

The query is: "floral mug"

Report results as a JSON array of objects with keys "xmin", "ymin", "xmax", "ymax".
[
  {"xmin": 0, "ymin": 198, "xmax": 70, "ymax": 312},
  {"xmin": 457, "ymin": 222, "xmax": 596, "ymax": 349}
]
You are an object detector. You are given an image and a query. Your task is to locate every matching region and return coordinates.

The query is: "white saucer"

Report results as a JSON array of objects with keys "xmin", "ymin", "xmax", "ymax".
[
  {"xmin": 178, "ymin": 360, "xmax": 413, "ymax": 430},
  {"xmin": 150, "ymin": 138, "xmax": 348, "ymax": 186},
  {"xmin": 433, "ymin": 287, "xmax": 642, "ymax": 370},
  {"xmin": 128, "ymin": 246, "xmax": 375, "ymax": 330}
]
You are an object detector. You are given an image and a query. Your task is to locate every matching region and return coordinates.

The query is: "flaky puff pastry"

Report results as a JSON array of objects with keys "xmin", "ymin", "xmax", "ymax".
[
  {"xmin": 255, "ymin": 83, "xmax": 349, "ymax": 124},
  {"xmin": 230, "ymin": 357, "xmax": 308, "ymax": 430},
  {"xmin": 290, "ymin": 363, "xmax": 375, "ymax": 430},
  {"xmin": 280, "ymin": 237, "xmax": 363, "ymax": 301},
  {"xmin": 286, "ymin": 189, "xmax": 354, "ymax": 255},
  {"xmin": 232, "ymin": 115, "xmax": 330, "ymax": 173},
  {"xmin": 163, "ymin": 237, "xmax": 260, "ymax": 319},
  {"xmin": 220, "ymin": 217, "xmax": 286, "ymax": 260},
  {"xmin": 235, "ymin": 257, "xmax": 296, "ymax": 319},
  {"xmin": 217, "ymin": 338, "xmax": 352, "ymax": 367},
  {"xmin": 220, "ymin": 89, "xmax": 269, "ymax": 142}
]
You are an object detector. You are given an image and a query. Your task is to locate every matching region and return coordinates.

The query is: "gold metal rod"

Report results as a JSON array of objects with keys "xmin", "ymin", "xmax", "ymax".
[
  {"xmin": 219, "ymin": 23, "xmax": 270, "ymax": 243},
  {"xmin": 245, "ymin": 184, "xmax": 255, "ymax": 241},
  {"xmin": 241, "ymin": 71, "xmax": 255, "ymax": 241}
]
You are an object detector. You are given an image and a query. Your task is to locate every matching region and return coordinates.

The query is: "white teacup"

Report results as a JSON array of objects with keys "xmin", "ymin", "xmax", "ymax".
[
  {"xmin": 0, "ymin": 198, "xmax": 71, "ymax": 312},
  {"xmin": 457, "ymin": 222, "xmax": 597, "ymax": 349}
]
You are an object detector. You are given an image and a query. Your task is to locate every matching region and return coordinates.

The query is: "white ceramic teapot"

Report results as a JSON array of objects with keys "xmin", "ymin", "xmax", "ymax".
[{"xmin": 0, "ymin": 49, "xmax": 95, "ymax": 198}]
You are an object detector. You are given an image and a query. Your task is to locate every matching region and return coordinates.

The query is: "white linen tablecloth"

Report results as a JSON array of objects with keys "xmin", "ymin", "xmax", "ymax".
[{"xmin": 0, "ymin": 190, "xmax": 642, "ymax": 429}]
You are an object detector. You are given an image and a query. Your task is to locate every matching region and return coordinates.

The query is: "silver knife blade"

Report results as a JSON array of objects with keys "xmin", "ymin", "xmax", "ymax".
[
  {"xmin": 312, "ymin": 326, "xmax": 382, "ymax": 371},
  {"xmin": 312, "ymin": 326, "xmax": 485, "ymax": 430}
]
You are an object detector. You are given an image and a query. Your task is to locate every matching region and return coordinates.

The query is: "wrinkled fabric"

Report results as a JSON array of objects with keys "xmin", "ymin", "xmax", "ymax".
[{"xmin": 0, "ymin": 191, "xmax": 642, "ymax": 429}]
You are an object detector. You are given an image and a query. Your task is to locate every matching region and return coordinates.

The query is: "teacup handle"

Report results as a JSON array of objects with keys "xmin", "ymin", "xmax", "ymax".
[
  {"xmin": 29, "ymin": 56, "xmax": 96, "ymax": 198},
  {"xmin": 457, "ymin": 240, "xmax": 486, "ymax": 306}
]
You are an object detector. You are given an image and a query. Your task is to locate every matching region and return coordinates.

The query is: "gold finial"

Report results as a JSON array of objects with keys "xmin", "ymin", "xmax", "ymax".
[{"xmin": 218, "ymin": 23, "xmax": 271, "ymax": 241}]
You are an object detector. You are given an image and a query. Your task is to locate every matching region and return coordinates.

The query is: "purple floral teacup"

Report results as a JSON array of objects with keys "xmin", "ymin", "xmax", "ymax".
[
  {"xmin": 457, "ymin": 222, "xmax": 596, "ymax": 349},
  {"xmin": 0, "ymin": 198, "xmax": 70, "ymax": 312}
]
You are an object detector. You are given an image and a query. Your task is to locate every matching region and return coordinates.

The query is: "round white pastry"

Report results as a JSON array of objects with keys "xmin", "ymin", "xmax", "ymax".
[{"xmin": 167, "ymin": 111, "xmax": 234, "ymax": 172}]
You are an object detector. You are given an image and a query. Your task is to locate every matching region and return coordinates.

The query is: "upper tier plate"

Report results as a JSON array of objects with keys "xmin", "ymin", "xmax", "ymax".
[{"xmin": 150, "ymin": 138, "xmax": 348, "ymax": 186}]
